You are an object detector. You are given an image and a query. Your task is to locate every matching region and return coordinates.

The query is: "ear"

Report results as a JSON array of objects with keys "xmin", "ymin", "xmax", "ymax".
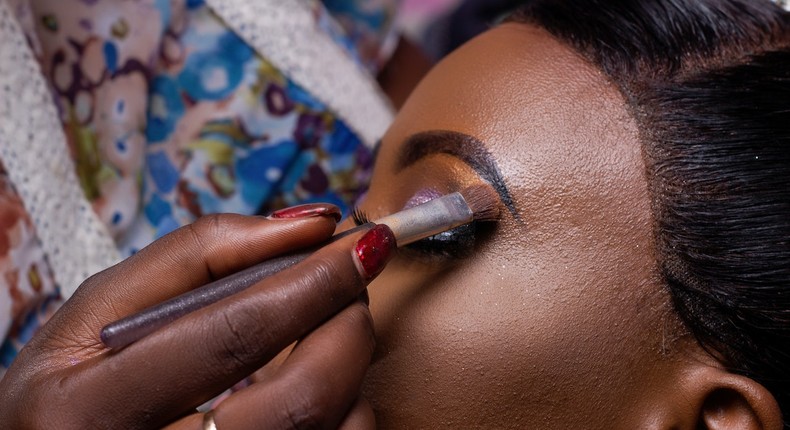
[{"xmin": 663, "ymin": 363, "xmax": 783, "ymax": 430}]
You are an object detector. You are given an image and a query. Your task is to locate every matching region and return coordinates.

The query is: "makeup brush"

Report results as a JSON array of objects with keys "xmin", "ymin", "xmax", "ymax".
[
  {"xmin": 100, "ymin": 185, "xmax": 501, "ymax": 349},
  {"xmin": 459, "ymin": 184, "xmax": 502, "ymax": 223},
  {"xmin": 374, "ymin": 184, "xmax": 500, "ymax": 246}
]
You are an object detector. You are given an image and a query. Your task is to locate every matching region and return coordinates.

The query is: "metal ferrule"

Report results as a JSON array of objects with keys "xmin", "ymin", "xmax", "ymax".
[{"xmin": 374, "ymin": 192, "xmax": 473, "ymax": 246}]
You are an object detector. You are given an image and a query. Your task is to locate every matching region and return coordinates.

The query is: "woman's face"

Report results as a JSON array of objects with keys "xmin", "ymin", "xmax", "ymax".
[{"xmin": 352, "ymin": 24, "xmax": 682, "ymax": 428}]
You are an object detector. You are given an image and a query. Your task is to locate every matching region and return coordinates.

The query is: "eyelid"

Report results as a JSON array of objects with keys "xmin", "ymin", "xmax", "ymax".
[{"xmin": 394, "ymin": 131, "xmax": 518, "ymax": 220}]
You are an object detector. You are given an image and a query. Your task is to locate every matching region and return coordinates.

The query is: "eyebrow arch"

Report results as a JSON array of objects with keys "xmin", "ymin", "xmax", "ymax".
[{"xmin": 395, "ymin": 130, "xmax": 518, "ymax": 218}]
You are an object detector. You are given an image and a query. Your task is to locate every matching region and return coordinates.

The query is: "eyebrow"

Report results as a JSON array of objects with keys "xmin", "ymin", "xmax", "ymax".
[{"xmin": 394, "ymin": 130, "xmax": 519, "ymax": 218}]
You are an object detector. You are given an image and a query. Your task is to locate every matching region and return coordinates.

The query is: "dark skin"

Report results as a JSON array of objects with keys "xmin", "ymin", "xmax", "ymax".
[
  {"xmin": 0, "ymin": 212, "xmax": 386, "ymax": 429},
  {"xmin": 356, "ymin": 23, "xmax": 783, "ymax": 429},
  {"xmin": 0, "ymin": 18, "xmax": 431, "ymax": 430},
  {"xmin": 2, "ymin": 21, "xmax": 785, "ymax": 430}
]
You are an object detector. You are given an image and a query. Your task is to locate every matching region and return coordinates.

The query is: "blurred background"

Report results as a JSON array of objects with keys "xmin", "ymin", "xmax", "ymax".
[{"xmin": 377, "ymin": 0, "xmax": 525, "ymax": 108}]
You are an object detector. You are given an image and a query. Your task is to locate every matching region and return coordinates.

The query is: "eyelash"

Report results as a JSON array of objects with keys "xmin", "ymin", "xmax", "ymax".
[
  {"xmin": 351, "ymin": 207, "xmax": 371, "ymax": 225},
  {"xmin": 351, "ymin": 206, "xmax": 480, "ymax": 261}
]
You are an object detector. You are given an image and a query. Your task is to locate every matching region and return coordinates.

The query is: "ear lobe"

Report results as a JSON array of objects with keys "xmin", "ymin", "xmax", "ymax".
[{"xmin": 692, "ymin": 367, "xmax": 783, "ymax": 430}]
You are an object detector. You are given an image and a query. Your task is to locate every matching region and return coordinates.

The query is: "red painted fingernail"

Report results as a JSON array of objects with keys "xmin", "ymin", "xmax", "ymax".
[
  {"xmin": 355, "ymin": 224, "xmax": 396, "ymax": 281},
  {"xmin": 269, "ymin": 204, "xmax": 342, "ymax": 222}
]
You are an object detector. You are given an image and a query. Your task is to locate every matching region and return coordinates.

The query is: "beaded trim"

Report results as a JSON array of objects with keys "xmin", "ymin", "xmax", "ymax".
[
  {"xmin": 0, "ymin": 0, "xmax": 120, "ymax": 299},
  {"xmin": 206, "ymin": 0, "xmax": 395, "ymax": 148}
]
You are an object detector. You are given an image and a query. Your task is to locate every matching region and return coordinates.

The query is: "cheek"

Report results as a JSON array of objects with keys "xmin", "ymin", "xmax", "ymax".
[
  {"xmin": 365, "ymin": 264, "xmax": 562, "ymax": 426},
  {"xmin": 364, "ymin": 235, "xmax": 662, "ymax": 428},
  {"xmin": 364, "ymin": 258, "xmax": 532, "ymax": 426}
]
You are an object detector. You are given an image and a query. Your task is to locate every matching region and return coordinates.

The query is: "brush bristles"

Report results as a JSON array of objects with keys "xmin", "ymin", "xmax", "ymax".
[{"xmin": 460, "ymin": 185, "xmax": 501, "ymax": 222}]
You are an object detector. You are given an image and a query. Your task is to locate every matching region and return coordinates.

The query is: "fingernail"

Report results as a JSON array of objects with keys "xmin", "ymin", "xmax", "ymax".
[
  {"xmin": 269, "ymin": 203, "xmax": 342, "ymax": 222},
  {"xmin": 354, "ymin": 224, "xmax": 396, "ymax": 281}
]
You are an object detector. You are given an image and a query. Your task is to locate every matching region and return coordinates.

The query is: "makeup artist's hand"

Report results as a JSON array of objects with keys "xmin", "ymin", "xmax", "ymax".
[{"xmin": 0, "ymin": 205, "xmax": 394, "ymax": 429}]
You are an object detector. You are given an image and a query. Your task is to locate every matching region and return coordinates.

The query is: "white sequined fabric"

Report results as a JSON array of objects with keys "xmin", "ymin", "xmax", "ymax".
[
  {"xmin": 206, "ymin": 0, "xmax": 395, "ymax": 148},
  {"xmin": 0, "ymin": 0, "xmax": 120, "ymax": 299}
]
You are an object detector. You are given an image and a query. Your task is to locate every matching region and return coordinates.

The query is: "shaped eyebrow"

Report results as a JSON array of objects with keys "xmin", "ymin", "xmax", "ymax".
[{"xmin": 395, "ymin": 130, "xmax": 518, "ymax": 218}]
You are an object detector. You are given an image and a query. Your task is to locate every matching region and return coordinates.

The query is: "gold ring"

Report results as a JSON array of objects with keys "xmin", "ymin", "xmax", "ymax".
[{"xmin": 203, "ymin": 410, "xmax": 218, "ymax": 430}]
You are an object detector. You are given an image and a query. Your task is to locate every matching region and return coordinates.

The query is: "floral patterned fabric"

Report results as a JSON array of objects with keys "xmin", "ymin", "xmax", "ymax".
[
  {"xmin": 1, "ymin": 0, "xmax": 398, "ymax": 373},
  {"xmin": 0, "ymin": 164, "xmax": 59, "ymax": 369}
]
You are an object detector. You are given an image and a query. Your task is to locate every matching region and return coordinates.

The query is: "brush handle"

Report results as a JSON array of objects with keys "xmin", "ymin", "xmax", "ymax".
[
  {"xmin": 100, "ymin": 225, "xmax": 369, "ymax": 350},
  {"xmin": 100, "ymin": 251, "xmax": 310, "ymax": 349}
]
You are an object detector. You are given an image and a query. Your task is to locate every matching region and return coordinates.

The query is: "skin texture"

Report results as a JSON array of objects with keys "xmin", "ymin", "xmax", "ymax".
[
  {"xmin": 0, "ymin": 211, "xmax": 385, "ymax": 429},
  {"xmin": 352, "ymin": 23, "xmax": 684, "ymax": 429},
  {"xmin": 2, "ymin": 20, "xmax": 783, "ymax": 430}
]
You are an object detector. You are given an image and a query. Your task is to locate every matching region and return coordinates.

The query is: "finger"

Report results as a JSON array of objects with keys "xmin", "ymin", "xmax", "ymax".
[
  {"xmin": 338, "ymin": 397, "xmax": 376, "ymax": 430},
  {"xmin": 248, "ymin": 342, "xmax": 294, "ymax": 384},
  {"xmin": 61, "ymin": 208, "xmax": 340, "ymax": 334},
  {"xmin": 163, "ymin": 397, "xmax": 376, "ymax": 430},
  {"xmin": 211, "ymin": 301, "xmax": 375, "ymax": 430},
  {"xmin": 72, "ymin": 225, "xmax": 394, "ymax": 427},
  {"xmin": 161, "ymin": 413, "xmax": 201, "ymax": 430}
]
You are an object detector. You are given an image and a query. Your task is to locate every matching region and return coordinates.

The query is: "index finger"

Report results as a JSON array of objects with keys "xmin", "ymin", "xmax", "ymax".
[
  {"xmin": 68, "ymin": 224, "xmax": 396, "ymax": 427},
  {"xmin": 62, "ymin": 208, "xmax": 341, "ymax": 336}
]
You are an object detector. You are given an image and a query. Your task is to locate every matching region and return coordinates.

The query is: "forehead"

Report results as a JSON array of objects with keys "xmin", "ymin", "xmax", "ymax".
[
  {"xmin": 380, "ymin": 23, "xmax": 646, "ymax": 218},
  {"xmin": 374, "ymin": 23, "xmax": 655, "ymax": 285}
]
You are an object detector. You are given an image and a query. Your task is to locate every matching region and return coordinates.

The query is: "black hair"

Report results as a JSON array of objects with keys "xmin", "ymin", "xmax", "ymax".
[{"xmin": 509, "ymin": 0, "xmax": 790, "ymax": 426}]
